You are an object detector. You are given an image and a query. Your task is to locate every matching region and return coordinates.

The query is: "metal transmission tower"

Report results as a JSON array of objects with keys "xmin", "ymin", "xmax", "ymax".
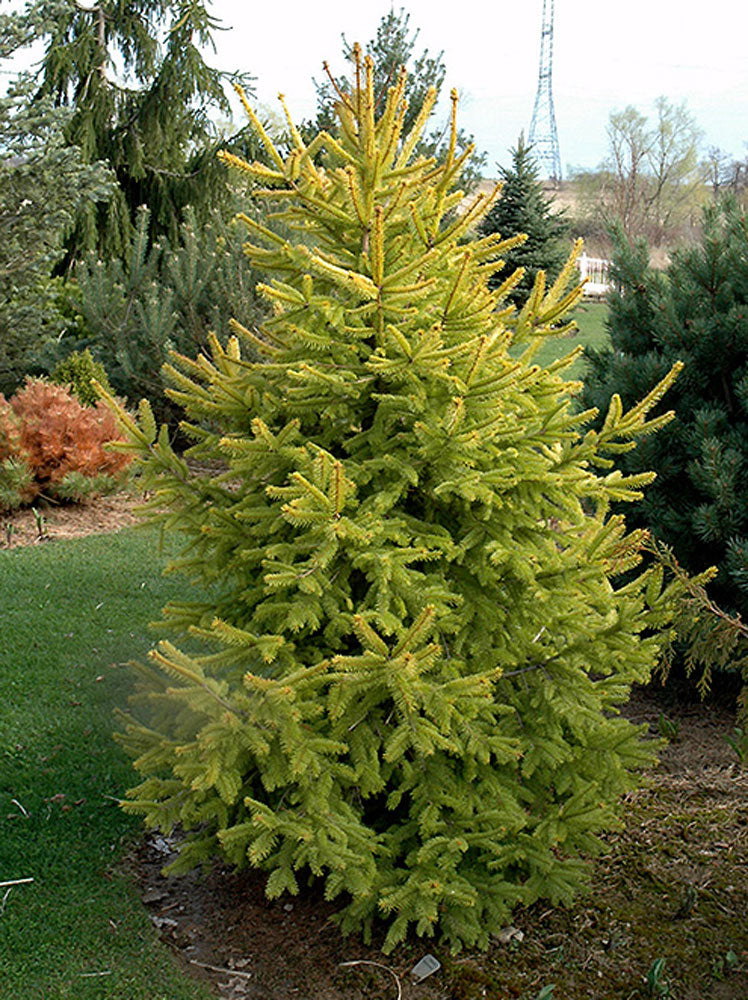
[{"xmin": 528, "ymin": 0, "xmax": 562, "ymax": 183}]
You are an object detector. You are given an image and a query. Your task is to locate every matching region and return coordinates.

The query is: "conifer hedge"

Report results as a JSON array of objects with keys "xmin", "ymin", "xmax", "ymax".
[{"xmin": 105, "ymin": 54, "xmax": 686, "ymax": 952}]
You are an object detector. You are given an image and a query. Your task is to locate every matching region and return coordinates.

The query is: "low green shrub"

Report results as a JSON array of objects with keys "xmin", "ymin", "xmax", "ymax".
[{"xmin": 51, "ymin": 347, "xmax": 112, "ymax": 407}]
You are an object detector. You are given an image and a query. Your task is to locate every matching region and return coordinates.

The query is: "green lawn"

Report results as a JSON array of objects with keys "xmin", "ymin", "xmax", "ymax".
[
  {"xmin": 509, "ymin": 299, "xmax": 610, "ymax": 377},
  {"xmin": 0, "ymin": 528, "xmax": 213, "ymax": 1000}
]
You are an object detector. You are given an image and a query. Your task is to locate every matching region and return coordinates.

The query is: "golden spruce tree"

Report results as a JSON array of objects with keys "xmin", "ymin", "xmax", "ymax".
[{"xmin": 105, "ymin": 52, "xmax": 685, "ymax": 952}]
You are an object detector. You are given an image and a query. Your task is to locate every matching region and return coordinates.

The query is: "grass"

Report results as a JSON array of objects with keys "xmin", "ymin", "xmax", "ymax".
[
  {"xmin": 509, "ymin": 299, "xmax": 610, "ymax": 377},
  {"xmin": 0, "ymin": 527, "xmax": 213, "ymax": 1000}
]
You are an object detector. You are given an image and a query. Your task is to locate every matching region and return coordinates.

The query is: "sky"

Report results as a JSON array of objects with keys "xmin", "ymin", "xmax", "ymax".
[
  {"xmin": 1, "ymin": 0, "xmax": 745, "ymax": 176},
  {"xmin": 206, "ymin": 0, "xmax": 748, "ymax": 176}
]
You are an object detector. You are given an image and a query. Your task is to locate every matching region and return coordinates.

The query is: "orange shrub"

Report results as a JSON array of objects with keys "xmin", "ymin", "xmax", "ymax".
[
  {"xmin": 0, "ymin": 379, "xmax": 131, "ymax": 510},
  {"xmin": 0, "ymin": 395, "xmax": 22, "ymax": 462}
]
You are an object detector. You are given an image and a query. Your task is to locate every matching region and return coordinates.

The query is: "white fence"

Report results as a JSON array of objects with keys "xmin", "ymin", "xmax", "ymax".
[{"xmin": 578, "ymin": 253, "xmax": 612, "ymax": 297}]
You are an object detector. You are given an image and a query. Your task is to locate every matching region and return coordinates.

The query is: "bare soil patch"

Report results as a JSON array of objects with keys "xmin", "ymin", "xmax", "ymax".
[{"xmin": 1, "ymin": 491, "xmax": 142, "ymax": 548}]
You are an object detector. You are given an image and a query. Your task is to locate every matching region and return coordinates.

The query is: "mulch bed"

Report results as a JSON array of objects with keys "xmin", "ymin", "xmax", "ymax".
[{"xmin": 1, "ymin": 491, "xmax": 142, "ymax": 548}]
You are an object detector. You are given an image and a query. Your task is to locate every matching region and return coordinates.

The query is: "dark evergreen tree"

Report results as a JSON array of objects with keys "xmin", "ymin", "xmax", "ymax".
[
  {"xmin": 478, "ymin": 135, "xmax": 571, "ymax": 306},
  {"xmin": 583, "ymin": 201, "xmax": 748, "ymax": 619},
  {"xmin": 104, "ymin": 54, "xmax": 689, "ymax": 953},
  {"xmin": 0, "ymin": 0, "xmax": 254, "ymax": 262},
  {"xmin": 309, "ymin": 7, "xmax": 485, "ymax": 191}
]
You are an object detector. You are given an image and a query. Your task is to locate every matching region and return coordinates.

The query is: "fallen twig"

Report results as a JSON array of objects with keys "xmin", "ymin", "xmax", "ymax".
[
  {"xmin": 78, "ymin": 971, "xmax": 112, "ymax": 977},
  {"xmin": 339, "ymin": 959, "xmax": 403, "ymax": 1000},
  {"xmin": 10, "ymin": 798, "xmax": 28, "ymax": 817},
  {"xmin": 0, "ymin": 877, "xmax": 34, "ymax": 888},
  {"xmin": 189, "ymin": 959, "xmax": 253, "ymax": 979}
]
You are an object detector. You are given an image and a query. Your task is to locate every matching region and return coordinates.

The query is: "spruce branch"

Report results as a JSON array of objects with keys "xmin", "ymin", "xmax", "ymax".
[{"xmin": 643, "ymin": 535, "xmax": 748, "ymax": 697}]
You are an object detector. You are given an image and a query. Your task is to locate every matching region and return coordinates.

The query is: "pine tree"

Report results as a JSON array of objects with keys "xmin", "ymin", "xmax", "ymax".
[
  {"xmin": 583, "ymin": 202, "xmax": 748, "ymax": 621},
  {"xmin": 104, "ymin": 53, "xmax": 688, "ymax": 953},
  {"xmin": 478, "ymin": 135, "xmax": 571, "ymax": 307},
  {"xmin": 76, "ymin": 203, "xmax": 266, "ymax": 424},
  {"xmin": 0, "ymin": 0, "xmax": 252, "ymax": 262}
]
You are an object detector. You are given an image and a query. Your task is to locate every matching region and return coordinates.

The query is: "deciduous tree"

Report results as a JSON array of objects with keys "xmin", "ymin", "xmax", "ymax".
[{"xmin": 573, "ymin": 97, "xmax": 704, "ymax": 245}]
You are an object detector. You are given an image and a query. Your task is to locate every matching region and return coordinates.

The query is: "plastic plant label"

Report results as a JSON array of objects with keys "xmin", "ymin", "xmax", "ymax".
[
  {"xmin": 411, "ymin": 954, "xmax": 441, "ymax": 982},
  {"xmin": 496, "ymin": 925, "xmax": 525, "ymax": 944}
]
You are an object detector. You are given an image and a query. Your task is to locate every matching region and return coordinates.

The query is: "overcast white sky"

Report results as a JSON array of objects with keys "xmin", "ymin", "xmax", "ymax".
[
  {"xmin": 2, "ymin": 0, "xmax": 745, "ymax": 174},
  {"xmin": 208, "ymin": 0, "xmax": 748, "ymax": 175}
]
